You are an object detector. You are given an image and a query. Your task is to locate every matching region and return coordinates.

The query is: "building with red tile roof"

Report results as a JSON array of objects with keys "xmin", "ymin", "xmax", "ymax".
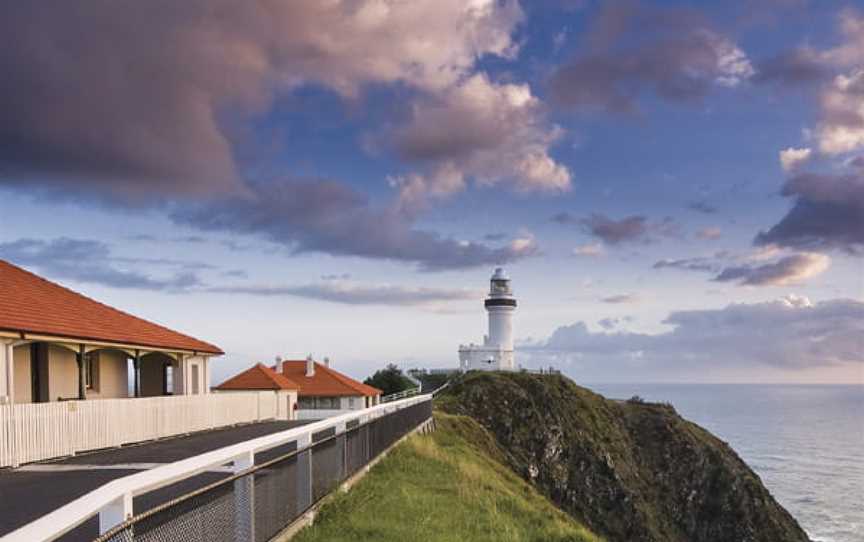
[
  {"xmin": 215, "ymin": 357, "xmax": 382, "ymax": 416},
  {"xmin": 0, "ymin": 259, "xmax": 222, "ymax": 404}
]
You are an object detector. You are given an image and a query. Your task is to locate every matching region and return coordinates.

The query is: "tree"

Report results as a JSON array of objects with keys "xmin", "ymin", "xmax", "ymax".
[{"xmin": 364, "ymin": 364, "xmax": 415, "ymax": 396}]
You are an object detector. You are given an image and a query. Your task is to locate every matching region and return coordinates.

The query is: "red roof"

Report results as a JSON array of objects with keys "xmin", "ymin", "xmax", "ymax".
[
  {"xmin": 214, "ymin": 363, "xmax": 299, "ymax": 391},
  {"xmin": 0, "ymin": 259, "xmax": 223, "ymax": 354},
  {"xmin": 218, "ymin": 360, "xmax": 382, "ymax": 397},
  {"xmin": 278, "ymin": 360, "xmax": 382, "ymax": 397}
]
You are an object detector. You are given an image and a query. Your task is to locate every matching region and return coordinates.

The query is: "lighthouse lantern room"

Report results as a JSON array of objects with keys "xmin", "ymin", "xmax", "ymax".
[{"xmin": 458, "ymin": 267, "xmax": 517, "ymax": 371}]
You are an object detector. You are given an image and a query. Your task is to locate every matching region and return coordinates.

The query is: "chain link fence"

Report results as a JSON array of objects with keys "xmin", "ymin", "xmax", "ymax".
[{"xmin": 88, "ymin": 399, "xmax": 432, "ymax": 542}]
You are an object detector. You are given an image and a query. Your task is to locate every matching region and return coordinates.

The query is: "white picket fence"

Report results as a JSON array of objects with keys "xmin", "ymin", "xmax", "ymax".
[{"xmin": 0, "ymin": 392, "xmax": 278, "ymax": 468}]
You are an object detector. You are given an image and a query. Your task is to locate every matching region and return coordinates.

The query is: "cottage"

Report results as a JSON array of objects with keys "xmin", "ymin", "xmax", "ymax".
[
  {"xmin": 0, "ymin": 259, "xmax": 222, "ymax": 404},
  {"xmin": 215, "ymin": 356, "xmax": 381, "ymax": 418}
]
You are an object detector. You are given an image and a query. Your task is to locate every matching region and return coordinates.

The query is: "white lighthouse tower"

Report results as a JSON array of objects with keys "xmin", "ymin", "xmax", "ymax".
[{"xmin": 458, "ymin": 267, "xmax": 517, "ymax": 371}]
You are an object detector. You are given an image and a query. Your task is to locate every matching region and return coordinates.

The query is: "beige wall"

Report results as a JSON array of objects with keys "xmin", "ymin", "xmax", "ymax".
[
  {"xmin": 0, "ymin": 342, "xmax": 8, "ymax": 400},
  {"xmin": 12, "ymin": 345, "xmax": 31, "ymax": 403},
  {"xmin": 11, "ymin": 344, "xmax": 129, "ymax": 402},
  {"xmin": 46, "ymin": 345, "xmax": 77, "ymax": 401},
  {"xmin": 83, "ymin": 349, "xmax": 129, "ymax": 400}
]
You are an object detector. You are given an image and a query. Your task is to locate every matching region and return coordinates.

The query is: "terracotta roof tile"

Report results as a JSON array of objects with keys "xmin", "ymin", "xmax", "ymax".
[
  {"xmin": 278, "ymin": 360, "xmax": 382, "ymax": 397},
  {"xmin": 214, "ymin": 363, "xmax": 299, "ymax": 391},
  {"xmin": 0, "ymin": 259, "xmax": 223, "ymax": 354}
]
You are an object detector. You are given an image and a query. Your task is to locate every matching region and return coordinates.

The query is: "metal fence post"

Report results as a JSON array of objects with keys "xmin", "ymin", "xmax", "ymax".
[
  {"xmin": 98, "ymin": 492, "xmax": 132, "ymax": 535},
  {"xmin": 296, "ymin": 433, "xmax": 312, "ymax": 514},
  {"xmin": 233, "ymin": 450, "xmax": 256, "ymax": 542}
]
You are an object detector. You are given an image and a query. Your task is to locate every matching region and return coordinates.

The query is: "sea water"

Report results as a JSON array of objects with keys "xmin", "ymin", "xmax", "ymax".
[{"xmin": 588, "ymin": 384, "xmax": 864, "ymax": 542}]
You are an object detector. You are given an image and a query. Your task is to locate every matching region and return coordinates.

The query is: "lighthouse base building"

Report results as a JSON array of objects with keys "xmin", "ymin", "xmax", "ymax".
[{"xmin": 459, "ymin": 268, "xmax": 517, "ymax": 372}]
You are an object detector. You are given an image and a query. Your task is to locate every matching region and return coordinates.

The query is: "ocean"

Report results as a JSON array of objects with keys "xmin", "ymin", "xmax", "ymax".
[{"xmin": 588, "ymin": 384, "xmax": 864, "ymax": 542}]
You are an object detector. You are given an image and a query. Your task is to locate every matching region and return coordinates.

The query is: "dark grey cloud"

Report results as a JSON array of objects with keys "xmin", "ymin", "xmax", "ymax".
[
  {"xmin": 755, "ymin": 170, "xmax": 864, "ymax": 254},
  {"xmin": 549, "ymin": 2, "xmax": 753, "ymax": 113},
  {"xmin": 654, "ymin": 250, "xmax": 830, "ymax": 286},
  {"xmin": 601, "ymin": 293, "xmax": 639, "ymax": 304},
  {"xmin": 207, "ymin": 281, "xmax": 481, "ymax": 307},
  {"xmin": 653, "ymin": 257, "xmax": 719, "ymax": 273},
  {"xmin": 687, "ymin": 201, "xmax": 718, "ymax": 214},
  {"xmin": 0, "ymin": 238, "xmax": 203, "ymax": 291},
  {"xmin": 321, "ymin": 273, "xmax": 352, "ymax": 281},
  {"xmin": 0, "ymin": 1, "xmax": 523, "ymax": 202},
  {"xmin": 174, "ymin": 180, "xmax": 538, "ymax": 271},
  {"xmin": 713, "ymin": 252, "xmax": 830, "ymax": 286},
  {"xmin": 580, "ymin": 214, "xmax": 649, "ymax": 244},
  {"xmin": 753, "ymin": 49, "xmax": 830, "ymax": 87},
  {"xmin": 597, "ymin": 316, "xmax": 634, "ymax": 330},
  {"xmin": 222, "ymin": 269, "xmax": 249, "ymax": 279},
  {"xmin": 526, "ymin": 296, "xmax": 863, "ymax": 379},
  {"xmin": 572, "ymin": 213, "xmax": 680, "ymax": 245}
]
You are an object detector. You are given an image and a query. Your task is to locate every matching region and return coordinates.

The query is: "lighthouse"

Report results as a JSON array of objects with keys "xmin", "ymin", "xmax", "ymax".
[{"xmin": 458, "ymin": 268, "xmax": 517, "ymax": 371}]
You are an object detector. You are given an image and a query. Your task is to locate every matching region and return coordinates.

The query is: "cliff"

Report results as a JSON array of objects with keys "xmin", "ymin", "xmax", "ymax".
[{"xmin": 437, "ymin": 371, "xmax": 811, "ymax": 542}]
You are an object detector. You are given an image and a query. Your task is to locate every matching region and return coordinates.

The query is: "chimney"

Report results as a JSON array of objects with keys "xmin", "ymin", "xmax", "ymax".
[
  {"xmin": 323, "ymin": 356, "xmax": 330, "ymax": 368},
  {"xmin": 306, "ymin": 354, "xmax": 315, "ymax": 377},
  {"xmin": 275, "ymin": 355, "xmax": 283, "ymax": 373}
]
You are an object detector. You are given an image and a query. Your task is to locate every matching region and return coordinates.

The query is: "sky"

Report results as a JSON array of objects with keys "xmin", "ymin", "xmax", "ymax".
[{"xmin": 0, "ymin": 0, "xmax": 861, "ymax": 385}]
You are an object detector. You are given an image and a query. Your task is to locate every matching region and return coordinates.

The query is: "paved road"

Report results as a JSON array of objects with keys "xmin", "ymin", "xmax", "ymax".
[{"xmin": 0, "ymin": 420, "xmax": 311, "ymax": 541}]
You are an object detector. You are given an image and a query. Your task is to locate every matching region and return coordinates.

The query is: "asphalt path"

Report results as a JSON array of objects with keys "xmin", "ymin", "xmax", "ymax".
[{"xmin": 0, "ymin": 420, "xmax": 311, "ymax": 541}]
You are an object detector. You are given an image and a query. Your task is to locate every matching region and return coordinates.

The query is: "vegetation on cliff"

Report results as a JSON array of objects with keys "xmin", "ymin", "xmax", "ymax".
[
  {"xmin": 438, "ymin": 371, "xmax": 811, "ymax": 542},
  {"xmin": 294, "ymin": 412, "xmax": 601, "ymax": 542}
]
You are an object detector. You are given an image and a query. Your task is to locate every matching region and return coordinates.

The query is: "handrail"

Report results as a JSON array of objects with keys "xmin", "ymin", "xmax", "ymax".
[
  {"xmin": 380, "ymin": 386, "xmax": 421, "ymax": 403},
  {"xmin": 2, "ymin": 394, "xmax": 432, "ymax": 542}
]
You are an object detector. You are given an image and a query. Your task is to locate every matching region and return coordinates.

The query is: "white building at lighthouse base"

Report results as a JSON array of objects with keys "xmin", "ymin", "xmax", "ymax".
[{"xmin": 459, "ymin": 342, "xmax": 515, "ymax": 372}]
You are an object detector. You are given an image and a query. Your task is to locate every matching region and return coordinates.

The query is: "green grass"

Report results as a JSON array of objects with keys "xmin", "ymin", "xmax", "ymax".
[{"xmin": 293, "ymin": 413, "xmax": 602, "ymax": 542}]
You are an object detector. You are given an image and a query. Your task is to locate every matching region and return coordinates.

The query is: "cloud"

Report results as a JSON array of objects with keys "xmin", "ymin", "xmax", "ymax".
[
  {"xmin": 601, "ymin": 293, "xmax": 640, "ymax": 304},
  {"xmin": 713, "ymin": 252, "xmax": 830, "ymax": 286},
  {"xmin": 530, "ymin": 297, "xmax": 864, "ymax": 379},
  {"xmin": 388, "ymin": 75, "xmax": 570, "ymax": 212},
  {"xmin": 572, "ymin": 243, "xmax": 604, "ymax": 257},
  {"xmin": 597, "ymin": 316, "xmax": 634, "ymax": 331},
  {"xmin": 174, "ymin": 180, "xmax": 539, "ymax": 271},
  {"xmin": 696, "ymin": 227, "xmax": 723, "ymax": 240},
  {"xmin": 0, "ymin": 1, "xmax": 523, "ymax": 201},
  {"xmin": 755, "ymin": 169, "xmax": 864, "ymax": 253},
  {"xmin": 754, "ymin": 48, "xmax": 830, "ymax": 87},
  {"xmin": 654, "ymin": 248, "xmax": 831, "ymax": 286},
  {"xmin": 816, "ymin": 69, "xmax": 864, "ymax": 155},
  {"xmin": 0, "ymin": 238, "xmax": 202, "ymax": 291},
  {"xmin": 654, "ymin": 257, "xmax": 720, "ymax": 273},
  {"xmin": 568, "ymin": 213, "xmax": 679, "ymax": 245},
  {"xmin": 687, "ymin": 201, "xmax": 718, "ymax": 214},
  {"xmin": 779, "ymin": 147, "xmax": 813, "ymax": 171},
  {"xmin": 549, "ymin": 2, "xmax": 753, "ymax": 113},
  {"xmin": 207, "ymin": 281, "xmax": 482, "ymax": 307}
]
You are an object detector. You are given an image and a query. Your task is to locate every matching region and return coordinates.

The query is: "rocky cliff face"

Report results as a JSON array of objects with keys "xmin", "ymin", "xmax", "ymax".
[{"xmin": 438, "ymin": 372, "xmax": 810, "ymax": 542}]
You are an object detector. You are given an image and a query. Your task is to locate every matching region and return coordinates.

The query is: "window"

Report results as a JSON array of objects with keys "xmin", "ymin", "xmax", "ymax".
[
  {"xmin": 349, "ymin": 397, "xmax": 357, "ymax": 409},
  {"xmin": 85, "ymin": 352, "xmax": 100, "ymax": 391}
]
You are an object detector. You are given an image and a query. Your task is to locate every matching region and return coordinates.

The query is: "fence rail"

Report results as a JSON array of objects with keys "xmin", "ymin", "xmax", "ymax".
[
  {"xmin": 0, "ymin": 392, "xmax": 280, "ymax": 468},
  {"xmin": 4, "ymin": 394, "xmax": 433, "ymax": 542},
  {"xmin": 380, "ymin": 386, "xmax": 421, "ymax": 403}
]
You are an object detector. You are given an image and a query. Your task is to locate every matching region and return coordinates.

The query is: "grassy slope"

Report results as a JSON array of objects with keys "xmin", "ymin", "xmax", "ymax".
[{"xmin": 293, "ymin": 412, "xmax": 602, "ymax": 542}]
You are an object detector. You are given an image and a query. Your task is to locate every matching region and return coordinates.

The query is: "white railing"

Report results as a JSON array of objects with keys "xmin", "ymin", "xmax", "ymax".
[
  {"xmin": 3, "ymin": 394, "xmax": 432, "ymax": 542},
  {"xmin": 0, "ymin": 392, "xmax": 279, "ymax": 468},
  {"xmin": 380, "ymin": 386, "xmax": 421, "ymax": 403},
  {"xmin": 295, "ymin": 408, "xmax": 359, "ymax": 420}
]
